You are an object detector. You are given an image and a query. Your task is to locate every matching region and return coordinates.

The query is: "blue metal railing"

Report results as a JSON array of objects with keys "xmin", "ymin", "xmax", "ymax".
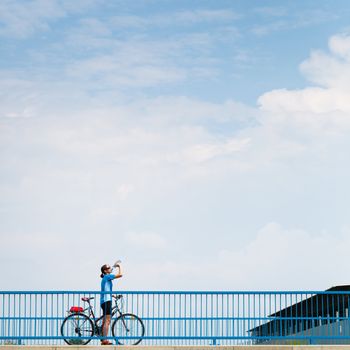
[{"xmin": 1, "ymin": 291, "xmax": 350, "ymax": 345}]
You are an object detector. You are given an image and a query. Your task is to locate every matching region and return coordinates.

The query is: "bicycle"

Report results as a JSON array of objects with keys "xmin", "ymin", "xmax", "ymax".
[{"xmin": 60, "ymin": 294, "xmax": 145, "ymax": 345}]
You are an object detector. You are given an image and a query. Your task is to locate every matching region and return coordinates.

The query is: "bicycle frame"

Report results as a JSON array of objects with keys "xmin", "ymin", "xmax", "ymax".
[{"xmin": 82, "ymin": 295, "xmax": 123, "ymax": 328}]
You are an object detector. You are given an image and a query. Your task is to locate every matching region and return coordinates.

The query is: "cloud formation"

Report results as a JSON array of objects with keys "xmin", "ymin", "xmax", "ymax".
[{"xmin": 1, "ymin": 0, "xmax": 350, "ymax": 292}]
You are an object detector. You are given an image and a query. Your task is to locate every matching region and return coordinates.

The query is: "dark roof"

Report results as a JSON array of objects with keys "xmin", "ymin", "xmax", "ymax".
[
  {"xmin": 250, "ymin": 285, "xmax": 350, "ymax": 334},
  {"xmin": 270, "ymin": 285, "xmax": 350, "ymax": 318}
]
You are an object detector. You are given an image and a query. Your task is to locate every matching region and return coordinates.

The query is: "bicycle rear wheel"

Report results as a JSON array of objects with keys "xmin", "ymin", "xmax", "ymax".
[
  {"xmin": 61, "ymin": 313, "xmax": 94, "ymax": 345},
  {"xmin": 111, "ymin": 313, "xmax": 145, "ymax": 345}
]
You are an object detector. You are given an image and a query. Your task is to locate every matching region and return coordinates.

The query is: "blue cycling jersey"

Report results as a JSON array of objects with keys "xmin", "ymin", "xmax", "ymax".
[{"xmin": 100, "ymin": 274, "xmax": 115, "ymax": 305}]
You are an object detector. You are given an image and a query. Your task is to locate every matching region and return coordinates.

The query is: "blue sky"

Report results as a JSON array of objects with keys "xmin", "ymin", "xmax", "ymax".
[
  {"xmin": 3, "ymin": 0, "xmax": 350, "ymax": 104},
  {"xmin": 1, "ymin": 0, "xmax": 350, "ymax": 291}
]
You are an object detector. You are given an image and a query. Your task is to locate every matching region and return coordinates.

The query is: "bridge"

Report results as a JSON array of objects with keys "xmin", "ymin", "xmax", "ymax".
[{"xmin": 1, "ymin": 288, "xmax": 350, "ymax": 347}]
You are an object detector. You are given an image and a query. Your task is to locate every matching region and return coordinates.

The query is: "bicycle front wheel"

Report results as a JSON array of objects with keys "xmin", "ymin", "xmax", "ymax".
[
  {"xmin": 112, "ymin": 313, "xmax": 145, "ymax": 345},
  {"xmin": 61, "ymin": 313, "xmax": 94, "ymax": 345}
]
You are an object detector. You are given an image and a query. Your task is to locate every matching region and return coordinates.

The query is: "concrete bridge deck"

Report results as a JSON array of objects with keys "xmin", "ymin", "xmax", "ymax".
[{"xmin": 1, "ymin": 346, "xmax": 350, "ymax": 350}]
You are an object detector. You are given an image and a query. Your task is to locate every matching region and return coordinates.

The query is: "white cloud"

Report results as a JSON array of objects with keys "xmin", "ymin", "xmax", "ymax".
[
  {"xmin": 109, "ymin": 9, "xmax": 241, "ymax": 30},
  {"xmin": 259, "ymin": 87, "xmax": 350, "ymax": 114},
  {"xmin": 173, "ymin": 137, "xmax": 251, "ymax": 164},
  {"xmin": 2, "ymin": 231, "xmax": 65, "ymax": 253},
  {"xmin": 299, "ymin": 33, "xmax": 350, "ymax": 90},
  {"xmin": 251, "ymin": 9, "xmax": 339, "ymax": 37},
  {"xmin": 122, "ymin": 223, "xmax": 350, "ymax": 291},
  {"xmin": 109, "ymin": 15, "xmax": 148, "ymax": 29},
  {"xmin": 329, "ymin": 32, "xmax": 350, "ymax": 60},
  {"xmin": 174, "ymin": 9, "xmax": 240, "ymax": 24},
  {"xmin": 64, "ymin": 41, "xmax": 190, "ymax": 88},
  {"xmin": 54, "ymin": 10, "xmax": 242, "ymax": 91},
  {"xmin": 109, "ymin": 9, "xmax": 240, "ymax": 29},
  {"xmin": 1, "ymin": 223, "xmax": 348, "ymax": 291},
  {"xmin": 125, "ymin": 232, "xmax": 167, "ymax": 250},
  {"xmin": 0, "ymin": 0, "xmax": 65, "ymax": 38},
  {"xmin": 215, "ymin": 222, "xmax": 350, "ymax": 290},
  {"xmin": 0, "ymin": 77, "xmax": 39, "ymax": 118},
  {"xmin": 0, "ymin": 0, "xmax": 101, "ymax": 38},
  {"xmin": 2, "ymin": 28, "xmax": 350, "ymax": 292},
  {"xmin": 257, "ymin": 33, "xmax": 350, "ymax": 139}
]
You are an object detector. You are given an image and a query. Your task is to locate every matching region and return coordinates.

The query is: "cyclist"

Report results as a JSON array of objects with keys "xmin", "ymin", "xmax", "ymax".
[{"xmin": 100, "ymin": 263, "xmax": 123, "ymax": 345}]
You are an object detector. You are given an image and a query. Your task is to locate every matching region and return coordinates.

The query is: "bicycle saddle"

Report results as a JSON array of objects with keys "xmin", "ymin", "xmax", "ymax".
[{"xmin": 81, "ymin": 297, "xmax": 95, "ymax": 302}]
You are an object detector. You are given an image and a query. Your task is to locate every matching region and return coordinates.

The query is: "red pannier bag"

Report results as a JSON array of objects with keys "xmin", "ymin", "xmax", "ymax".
[{"xmin": 70, "ymin": 306, "xmax": 84, "ymax": 313}]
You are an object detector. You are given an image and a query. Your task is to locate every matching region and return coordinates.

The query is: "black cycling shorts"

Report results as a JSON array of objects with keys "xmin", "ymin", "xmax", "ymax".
[{"xmin": 101, "ymin": 301, "xmax": 112, "ymax": 316}]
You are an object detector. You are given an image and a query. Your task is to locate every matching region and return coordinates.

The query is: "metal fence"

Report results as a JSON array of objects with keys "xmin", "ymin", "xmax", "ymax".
[{"xmin": 1, "ymin": 291, "xmax": 350, "ymax": 346}]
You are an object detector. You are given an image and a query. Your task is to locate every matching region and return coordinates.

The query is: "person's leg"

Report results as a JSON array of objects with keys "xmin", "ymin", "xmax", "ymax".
[
  {"xmin": 102, "ymin": 315, "xmax": 111, "ymax": 342},
  {"xmin": 101, "ymin": 301, "xmax": 112, "ymax": 345}
]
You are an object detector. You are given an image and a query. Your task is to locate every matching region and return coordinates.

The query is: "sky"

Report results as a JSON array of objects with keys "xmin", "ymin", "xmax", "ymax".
[{"xmin": 1, "ymin": 0, "xmax": 350, "ymax": 292}]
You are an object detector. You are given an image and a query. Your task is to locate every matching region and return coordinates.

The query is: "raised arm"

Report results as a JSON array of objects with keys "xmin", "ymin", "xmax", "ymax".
[{"xmin": 114, "ymin": 264, "xmax": 123, "ymax": 279}]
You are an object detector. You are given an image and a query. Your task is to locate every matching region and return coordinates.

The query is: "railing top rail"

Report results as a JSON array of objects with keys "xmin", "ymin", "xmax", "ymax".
[{"xmin": 0, "ymin": 290, "xmax": 350, "ymax": 295}]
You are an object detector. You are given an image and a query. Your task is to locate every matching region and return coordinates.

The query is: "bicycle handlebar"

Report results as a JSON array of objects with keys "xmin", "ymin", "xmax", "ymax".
[{"xmin": 81, "ymin": 295, "xmax": 122, "ymax": 304}]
